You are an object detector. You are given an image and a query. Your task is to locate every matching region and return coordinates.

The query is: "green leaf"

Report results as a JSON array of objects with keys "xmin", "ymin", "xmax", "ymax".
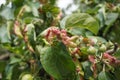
[
  {"xmin": 23, "ymin": 17, "xmax": 33, "ymax": 24},
  {"xmin": 68, "ymin": 27, "xmax": 86, "ymax": 36},
  {"xmin": 42, "ymin": 4, "xmax": 60, "ymax": 16},
  {"xmin": 9, "ymin": 56, "xmax": 21, "ymax": 64},
  {"xmin": 5, "ymin": 64, "xmax": 14, "ymax": 80},
  {"xmin": 26, "ymin": 1, "xmax": 40, "ymax": 17},
  {"xmin": 0, "ymin": 7, "xmax": 14, "ymax": 20},
  {"xmin": 0, "ymin": 25, "xmax": 10, "ymax": 43},
  {"xmin": 12, "ymin": 0, "xmax": 24, "ymax": 7},
  {"xmin": 98, "ymin": 71, "xmax": 111, "ymax": 80},
  {"xmin": 40, "ymin": 42, "xmax": 76, "ymax": 80},
  {"xmin": 26, "ymin": 23, "xmax": 36, "ymax": 47},
  {"xmin": 96, "ymin": 6, "xmax": 106, "ymax": 28},
  {"xmin": 105, "ymin": 13, "xmax": 119, "ymax": 26},
  {"xmin": 60, "ymin": 13, "xmax": 99, "ymax": 35},
  {"xmin": 4, "ymin": 64, "xmax": 23, "ymax": 80},
  {"xmin": 104, "ymin": 13, "xmax": 119, "ymax": 36},
  {"xmin": 7, "ymin": 20, "xmax": 14, "ymax": 40},
  {"xmin": 81, "ymin": 61, "xmax": 93, "ymax": 79}
]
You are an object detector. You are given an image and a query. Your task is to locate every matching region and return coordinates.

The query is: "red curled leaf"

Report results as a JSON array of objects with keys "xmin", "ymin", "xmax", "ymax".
[
  {"xmin": 88, "ymin": 55, "xmax": 95, "ymax": 63},
  {"xmin": 103, "ymin": 53, "xmax": 116, "ymax": 63}
]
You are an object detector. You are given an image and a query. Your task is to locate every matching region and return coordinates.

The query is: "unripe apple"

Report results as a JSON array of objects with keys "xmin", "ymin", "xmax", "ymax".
[
  {"xmin": 99, "ymin": 44, "xmax": 107, "ymax": 52},
  {"xmin": 106, "ymin": 41, "xmax": 114, "ymax": 48},
  {"xmin": 89, "ymin": 38, "xmax": 97, "ymax": 46},
  {"xmin": 87, "ymin": 46, "xmax": 97, "ymax": 55},
  {"xmin": 21, "ymin": 74, "xmax": 33, "ymax": 80}
]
